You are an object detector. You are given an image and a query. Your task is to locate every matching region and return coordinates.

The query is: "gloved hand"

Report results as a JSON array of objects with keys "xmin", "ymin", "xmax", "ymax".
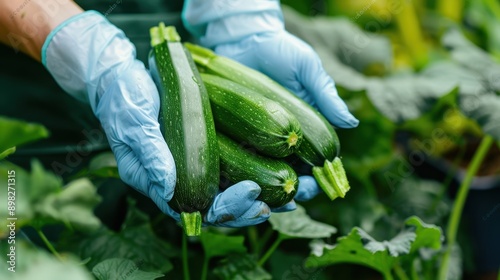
[
  {"xmin": 182, "ymin": 0, "xmax": 359, "ymax": 202},
  {"xmin": 42, "ymin": 11, "xmax": 271, "ymax": 227}
]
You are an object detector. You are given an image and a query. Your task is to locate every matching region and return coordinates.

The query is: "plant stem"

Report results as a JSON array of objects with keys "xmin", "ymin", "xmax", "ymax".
[
  {"xmin": 383, "ymin": 270, "xmax": 395, "ymax": 280},
  {"xmin": 410, "ymin": 259, "xmax": 422, "ymax": 280},
  {"xmin": 200, "ymin": 255, "xmax": 209, "ymax": 280},
  {"xmin": 257, "ymin": 234, "xmax": 284, "ymax": 266},
  {"xmin": 248, "ymin": 226, "xmax": 259, "ymax": 255},
  {"xmin": 428, "ymin": 143, "xmax": 466, "ymax": 215},
  {"xmin": 394, "ymin": 0, "xmax": 427, "ymax": 69},
  {"xmin": 485, "ymin": 0, "xmax": 500, "ymax": 19},
  {"xmin": 438, "ymin": 135, "xmax": 494, "ymax": 280},
  {"xmin": 437, "ymin": 0, "xmax": 463, "ymax": 22},
  {"xmin": 182, "ymin": 233, "xmax": 191, "ymax": 280},
  {"xmin": 36, "ymin": 228, "xmax": 63, "ymax": 261},
  {"xmin": 393, "ymin": 261, "xmax": 410, "ymax": 280},
  {"xmin": 257, "ymin": 227, "xmax": 275, "ymax": 256}
]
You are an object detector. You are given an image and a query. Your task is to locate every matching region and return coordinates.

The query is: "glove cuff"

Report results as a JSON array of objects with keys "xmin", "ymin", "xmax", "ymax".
[
  {"xmin": 182, "ymin": 0, "xmax": 284, "ymax": 48},
  {"xmin": 42, "ymin": 10, "xmax": 136, "ymax": 112}
]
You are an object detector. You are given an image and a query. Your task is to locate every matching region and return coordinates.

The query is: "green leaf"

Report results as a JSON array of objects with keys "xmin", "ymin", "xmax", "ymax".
[
  {"xmin": 92, "ymin": 258, "xmax": 164, "ymax": 280},
  {"xmin": 79, "ymin": 205, "xmax": 174, "ymax": 274},
  {"xmin": 306, "ymin": 216, "xmax": 443, "ymax": 277},
  {"xmin": 442, "ymin": 29, "xmax": 500, "ymax": 140},
  {"xmin": 0, "ymin": 162, "xmax": 34, "ymax": 231},
  {"xmin": 34, "ymin": 178, "xmax": 102, "ymax": 231},
  {"xmin": 366, "ymin": 72, "xmax": 458, "ymax": 124},
  {"xmin": 306, "ymin": 227, "xmax": 396, "ymax": 277},
  {"xmin": 0, "ymin": 117, "xmax": 49, "ymax": 154},
  {"xmin": 405, "ymin": 216, "xmax": 443, "ymax": 253},
  {"xmin": 269, "ymin": 204, "xmax": 337, "ymax": 239},
  {"xmin": 213, "ymin": 254, "xmax": 272, "ymax": 280},
  {"xmin": 283, "ymin": 6, "xmax": 393, "ymax": 87},
  {"xmin": 0, "ymin": 161, "xmax": 101, "ymax": 235},
  {"xmin": 0, "ymin": 147, "xmax": 16, "ymax": 159},
  {"xmin": 88, "ymin": 152, "xmax": 120, "ymax": 178},
  {"xmin": 384, "ymin": 177, "xmax": 450, "ymax": 225},
  {"xmin": 0, "ymin": 241, "xmax": 93, "ymax": 280},
  {"xmin": 200, "ymin": 231, "xmax": 247, "ymax": 259}
]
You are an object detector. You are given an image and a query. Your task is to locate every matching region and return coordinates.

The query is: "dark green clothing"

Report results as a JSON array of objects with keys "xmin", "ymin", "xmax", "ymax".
[{"xmin": 0, "ymin": 1, "xmax": 188, "ymax": 175}]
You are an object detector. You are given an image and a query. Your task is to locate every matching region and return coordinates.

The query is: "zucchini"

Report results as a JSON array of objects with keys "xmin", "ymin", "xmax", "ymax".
[
  {"xmin": 217, "ymin": 133, "xmax": 297, "ymax": 208},
  {"xmin": 201, "ymin": 73, "xmax": 303, "ymax": 158},
  {"xmin": 150, "ymin": 24, "xmax": 219, "ymax": 236},
  {"xmin": 185, "ymin": 43, "xmax": 349, "ymax": 200}
]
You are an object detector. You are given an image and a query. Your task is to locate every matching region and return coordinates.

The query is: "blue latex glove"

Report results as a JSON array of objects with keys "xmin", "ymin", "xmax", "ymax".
[
  {"xmin": 42, "ymin": 11, "xmax": 270, "ymax": 227},
  {"xmin": 182, "ymin": 0, "xmax": 359, "ymax": 202}
]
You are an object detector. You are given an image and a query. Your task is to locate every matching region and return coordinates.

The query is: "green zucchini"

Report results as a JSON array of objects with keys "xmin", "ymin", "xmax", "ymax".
[
  {"xmin": 150, "ymin": 24, "xmax": 219, "ymax": 236},
  {"xmin": 185, "ymin": 43, "xmax": 349, "ymax": 200},
  {"xmin": 217, "ymin": 133, "xmax": 297, "ymax": 208},
  {"xmin": 201, "ymin": 73, "xmax": 302, "ymax": 158}
]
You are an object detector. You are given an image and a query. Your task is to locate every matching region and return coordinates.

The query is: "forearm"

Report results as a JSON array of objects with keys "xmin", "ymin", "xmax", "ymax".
[{"xmin": 0, "ymin": 0, "xmax": 82, "ymax": 61}]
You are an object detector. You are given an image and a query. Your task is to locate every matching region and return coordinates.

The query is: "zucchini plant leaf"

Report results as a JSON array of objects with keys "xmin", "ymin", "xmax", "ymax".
[
  {"xmin": 88, "ymin": 152, "xmax": 119, "ymax": 178},
  {"xmin": 306, "ymin": 216, "xmax": 443, "ymax": 277},
  {"xmin": 0, "ymin": 161, "xmax": 101, "ymax": 236},
  {"xmin": 466, "ymin": 0, "xmax": 500, "ymax": 59},
  {"xmin": 441, "ymin": 29, "xmax": 500, "ymax": 140},
  {"xmin": 383, "ymin": 177, "xmax": 450, "ymax": 226},
  {"xmin": 283, "ymin": 5, "xmax": 392, "ymax": 89},
  {"xmin": 366, "ymin": 71, "xmax": 458, "ymax": 124},
  {"xmin": 0, "ymin": 117, "xmax": 49, "ymax": 157},
  {"xmin": 0, "ymin": 241, "xmax": 93, "ymax": 280},
  {"xmin": 269, "ymin": 204, "xmax": 336, "ymax": 239},
  {"xmin": 200, "ymin": 231, "xmax": 247, "ymax": 259},
  {"xmin": 34, "ymin": 178, "xmax": 102, "ymax": 231},
  {"xmin": 306, "ymin": 227, "xmax": 396, "ymax": 278},
  {"xmin": 78, "ymin": 204, "xmax": 174, "ymax": 274},
  {"xmin": 405, "ymin": 216, "xmax": 443, "ymax": 253},
  {"xmin": 0, "ymin": 147, "xmax": 16, "ymax": 159},
  {"xmin": 213, "ymin": 254, "xmax": 272, "ymax": 280},
  {"xmin": 92, "ymin": 258, "xmax": 164, "ymax": 280}
]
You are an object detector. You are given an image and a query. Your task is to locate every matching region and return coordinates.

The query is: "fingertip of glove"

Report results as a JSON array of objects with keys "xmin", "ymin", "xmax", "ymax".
[
  {"xmin": 272, "ymin": 200, "xmax": 297, "ymax": 212},
  {"xmin": 232, "ymin": 180, "xmax": 262, "ymax": 197},
  {"xmin": 254, "ymin": 201, "xmax": 271, "ymax": 219},
  {"xmin": 295, "ymin": 175, "xmax": 321, "ymax": 202}
]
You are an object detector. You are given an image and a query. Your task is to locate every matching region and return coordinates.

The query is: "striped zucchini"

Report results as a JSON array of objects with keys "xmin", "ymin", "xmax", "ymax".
[
  {"xmin": 218, "ymin": 133, "xmax": 297, "ymax": 208},
  {"xmin": 201, "ymin": 73, "xmax": 302, "ymax": 158},
  {"xmin": 186, "ymin": 43, "xmax": 349, "ymax": 200},
  {"xmin": 150, "ymin": 25, "xmax": 219, "ymax": 236}
]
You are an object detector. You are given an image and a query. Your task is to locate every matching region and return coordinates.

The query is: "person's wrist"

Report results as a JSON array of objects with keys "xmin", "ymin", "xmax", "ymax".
[{"xmin": 0, "ymin": 0, "xmax": 82, "ymax": 61}]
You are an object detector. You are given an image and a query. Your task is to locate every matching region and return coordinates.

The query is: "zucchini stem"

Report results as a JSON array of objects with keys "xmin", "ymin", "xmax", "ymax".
[
  {"xmin": 163, "ymin": 25, "xmax": 181, "ymax": 42},
  {"xmin": 200, "ymin": 255, "xmax": 209, "ymax": 280},
  {"xmin": 392, "ymin": 261, "xmax": 410, "ymax": 280},
  {"xmin": 181, "ymin": 212, "xmax": 202, "ymax": 236},
  {"xmin": 257, "ymin": 234, "xmax": 284, "ymax": 266},
  {"xmin": 247, "ymin": 226, "xmax": 260, "ymax": 255},
  {"xmin": 312, "ymin": 157, "xmax": 350, "ymax": 200},
  {"xmin": 182, "ymin": 233, "xmax": 191, "ymax": 280},
  {"xmin": 184, "ymin": 42, "xmax": 216, "ymax": 67},
  {"xmin": 438, "ymin": 135, "xmax": 493, "ymax": 279}
]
